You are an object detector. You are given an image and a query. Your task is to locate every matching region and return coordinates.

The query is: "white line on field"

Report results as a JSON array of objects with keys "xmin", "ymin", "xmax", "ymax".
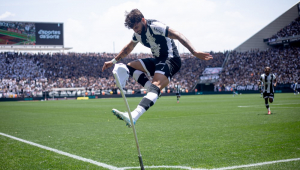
[
  {"xmin": 272, "ymin": 103, "xmax": 300, "ymax": 105},
  {"xmin": 0, "ymin": 132, "xmax": 118, "ymax": 170},
  {"xmin": 120, "ymin": 158, "xmax": 300, "ymax": 170},
  {"xmin": 1, "ymin": 132, "xmax": 300, "ymax": 170},
  {"xmin": 208, "ymin": 158, "xmax": 300, "ymax": 170},
  {"xmin": 238, "ymin": 103, "xmax": 300, "ymax": 108}
]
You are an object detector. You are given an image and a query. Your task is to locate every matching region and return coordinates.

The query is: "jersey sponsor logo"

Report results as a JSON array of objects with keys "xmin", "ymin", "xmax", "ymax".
[{"xmin": 153, "ymin": 26, "xmax": 164, "ymax": 35}]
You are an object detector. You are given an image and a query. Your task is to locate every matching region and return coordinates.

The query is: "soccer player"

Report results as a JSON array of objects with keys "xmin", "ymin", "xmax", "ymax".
[
  {"xmin": 102, "ymin": 9, "xmax": 213, "ymax": 127},
  {"xmin": 258, "ymin": 67, "xmax": 277, "ymax": 115},
  {"xmin": 175, "ymin": 83, "xmax": 181, "ymax": 103},
  {"xmin": 293, "ymin": 81, "xmax": 299, "ymax": 95},
  {"xmin": 232, "ymin": 84, "xmax": 237, "ymax": 97},
  {"xmin": 233, "ymin": 89, "xmax": 237, "ymax": 97}
]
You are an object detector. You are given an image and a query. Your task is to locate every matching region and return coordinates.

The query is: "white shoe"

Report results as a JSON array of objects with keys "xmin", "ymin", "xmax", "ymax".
[{"xmin": 112, "ymin": 109, "xmax": 135, "ymax": 128}]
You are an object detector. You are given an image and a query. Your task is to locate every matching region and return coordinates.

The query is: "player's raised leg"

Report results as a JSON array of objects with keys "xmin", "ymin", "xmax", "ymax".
[
  {"xmin": 127, "ymin": 60, "xmax": 152, "ymax": 90},
  {"xmin": 130, "ymin": 73, "xmax": 169, "ymax": 123}
]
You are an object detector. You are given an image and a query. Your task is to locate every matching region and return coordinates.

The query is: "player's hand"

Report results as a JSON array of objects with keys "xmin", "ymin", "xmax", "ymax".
[
  {"xmin": 193, "ymin": 51, "xmax": 213, "ymax": 60},
  {"xmin": 102, "ymin": 61, "xmax": 114, "ymax": 72},
  {"xmin": 274, "ymin": 83, "xmax": 277, "ymax": 87}
]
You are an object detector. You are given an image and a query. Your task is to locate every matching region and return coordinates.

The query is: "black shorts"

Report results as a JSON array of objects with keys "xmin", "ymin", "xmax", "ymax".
[
  {"xmin": 263, "ymin": 92, "xmax": 274, "ymax": 99},
  {"xmin": 176, "ymin": 93, "xmax": 181, "ymax": 96},
  {"xmin": 138, "ymin": 57, "xmax": 181, "ymax": 81}
]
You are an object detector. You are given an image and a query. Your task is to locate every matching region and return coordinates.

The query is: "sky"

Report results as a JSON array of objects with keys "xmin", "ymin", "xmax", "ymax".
[{"xmin": 0, "ymin": 0, "xmax": 299, "ymax": 53}]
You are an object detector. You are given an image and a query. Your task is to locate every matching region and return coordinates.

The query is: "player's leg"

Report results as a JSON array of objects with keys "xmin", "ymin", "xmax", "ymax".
[
  {"xmin": 112, "ymin": 58, "xmax": 167, "ymax": 127},
  {"xmin": 130, "ymin": 57, "xmax": 181, "ymax": 123},
  {"xmin": 176, "ymin": 93, "xmax": 180, "ymax": 103},
  {"xmin": 130, "ymin": 73, "xmax": 169, "ymax": 122},
  {"xmin": 265, "ymin": 98, "xmax": 271, "ymax": 114},
  {"xmin": 269, "ymin": 98, "xmax": 273, "ymax": 103},
  {"xmin": 269, "ymin": 92, "xmax": 274, "ymax": 103},
  {"xmin": 112, "ymin": 59, "xmax": 155, "ymax": 127},
  {"xmin": 268, "ymin": 95, "xmax": 274, "ymax": 114},
  {"xmin": 126, "ymin": 59, "xmax": 153, "ymax": 90},
  {"xmin": 263, "ymin": 92, "xmax": 271, "ymax": 114}
]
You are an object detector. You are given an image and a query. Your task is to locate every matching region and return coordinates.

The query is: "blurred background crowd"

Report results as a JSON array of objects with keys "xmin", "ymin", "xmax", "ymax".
[{"xmin": 0, "ymin": 45, "xmax": 299, "ymax": 98}]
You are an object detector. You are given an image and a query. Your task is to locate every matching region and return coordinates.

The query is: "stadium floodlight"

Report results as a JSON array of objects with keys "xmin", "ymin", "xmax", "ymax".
[{"xmin": 112, "ymin": 64, "xmax": 144, "ymax": 170}]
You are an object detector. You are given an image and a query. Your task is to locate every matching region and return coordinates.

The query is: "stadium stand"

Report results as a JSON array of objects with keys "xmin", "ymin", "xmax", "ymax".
[
  {"xmin": 216, "ymin": 46, "xmax": 300, "ymax": 92},
  {"xmin": 268, "ymin": 16, "xmax": 300, "ymax": 42},
  {"xmin": 0, "ymin": 51, "xmax": 225, "ymax": 98},
  {"xmin": 235, "ymin": 2, "xmax": 299, "ymax": 52}
]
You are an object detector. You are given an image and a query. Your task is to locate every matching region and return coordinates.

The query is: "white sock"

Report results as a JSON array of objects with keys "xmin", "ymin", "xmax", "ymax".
[
  {"xmin": 131, "ymin": 105, "xmax": 146, "ymax": 121},
  {"xmin": 268, "ymin": 108, "xmax": 271, "ymax": 111}
]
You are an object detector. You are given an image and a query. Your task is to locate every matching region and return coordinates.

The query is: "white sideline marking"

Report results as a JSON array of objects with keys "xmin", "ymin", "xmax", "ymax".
[
  {"xmin": 1, "ymin": 132, "xmax": 300, "ymax": 170},
  {"xmin": 122, "ymin": 165, "xmax": 199, "ymax": 170},
  {"xmin": 120, "ymin": 158, "xmax": 300, "ymax": 170},
  {"xmin": 238, "ymin": 103, "xmax": 300, "ymax": 108},
  {"xmin": 208, "ymin": 158, "xmax": 300, "ymax": 170},
  {"xmin": 0, "ymin": 132, "xmax": 118, "ymax": 170}
]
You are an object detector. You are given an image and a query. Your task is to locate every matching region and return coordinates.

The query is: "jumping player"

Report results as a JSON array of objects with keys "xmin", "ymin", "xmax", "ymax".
[
  {"xmin": 102, "ymin": 9, "xmax": 213, "ymax": 127},
  {"xmin": 258, "ymin": 67, "xmax": 277, "ymax": 115}
]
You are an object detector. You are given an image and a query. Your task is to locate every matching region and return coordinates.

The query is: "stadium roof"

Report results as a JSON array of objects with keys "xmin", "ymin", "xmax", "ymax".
[{"xmin": 234, "ymin": 2, "xmax": 300, "ymax": 52}]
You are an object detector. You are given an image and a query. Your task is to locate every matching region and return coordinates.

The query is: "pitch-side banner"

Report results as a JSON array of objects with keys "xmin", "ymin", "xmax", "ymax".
[{"xmin": 0, "ymin": 21, "xmax": 63, "ymax": 46}]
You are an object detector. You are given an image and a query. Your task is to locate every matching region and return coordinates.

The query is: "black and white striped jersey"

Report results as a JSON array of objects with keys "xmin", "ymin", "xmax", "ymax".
[
  {"xmin": 132, "ymin": 19, "xmax": 179, "ymax": 60},
  {"xmin": 260, "ymin": 74, "xmax": 276, "ymax": 93},
  {"xmin": 176, "ymin": 84, "xmax": 180, "ymax": 93}
]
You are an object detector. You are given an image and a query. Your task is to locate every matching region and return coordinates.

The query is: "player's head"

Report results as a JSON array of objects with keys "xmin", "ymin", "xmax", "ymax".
[
  {"xmin": 264, "ymin": 67, "xmax": 270, "ymax": 75},
  {"xmin": 125, "ymin": 9, "xmax": 146, "ymax": 34}
]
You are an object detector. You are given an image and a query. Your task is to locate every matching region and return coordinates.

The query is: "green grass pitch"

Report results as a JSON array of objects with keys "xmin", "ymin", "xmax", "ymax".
[{"xmin": 0, "ymin": 93, "xmax": 299, "ymax": 170}]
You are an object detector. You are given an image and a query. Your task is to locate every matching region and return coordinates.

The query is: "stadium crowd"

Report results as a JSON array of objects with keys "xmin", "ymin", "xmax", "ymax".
[
  {"xmin": 1, "ymin": 45, "xmax": 299, "ymax": 98},
  {"xmin": 268, "ymin": 16, "xmax": 300, "ymax": 42},
  {"xmin": 216, "ymin": 46, "xmax": 300, "ymax": 91},
  {"xmin": 0, "ymin": 51, "xmax": 225, "ymax": 97}
]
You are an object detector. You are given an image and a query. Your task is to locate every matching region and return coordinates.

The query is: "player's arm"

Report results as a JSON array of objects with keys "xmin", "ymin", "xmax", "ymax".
[
  {"xmin": 274, "ymin": 78, "xmax": 277, "ymax": 87},
  {"xmin": 167, "ymin": 28, "xmax": 213, "ymax": 60},
  {"xmin": 258, "ymin": 76, "xmax": 263, "ymax": 86},
  {"xmin": 102, "ymin": 40, "xmax": 138, "ymax": 72}
]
